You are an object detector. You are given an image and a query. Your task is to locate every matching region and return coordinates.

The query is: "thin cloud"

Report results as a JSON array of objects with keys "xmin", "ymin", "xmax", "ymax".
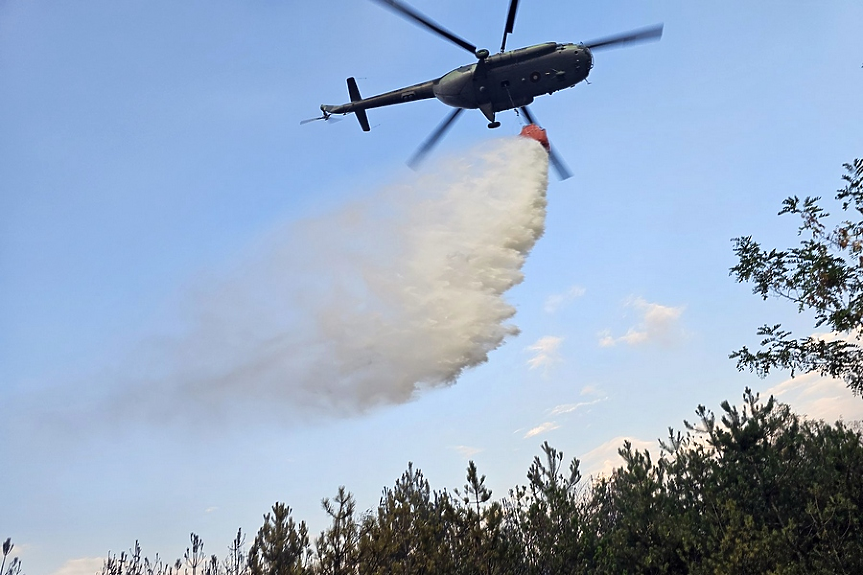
[
  {"xmin": 51, "ymin": 558, "xmax": 105, "ymax": 575},
  {"xmin": 599, "ymin": 297, "xmax": 685, "ymax": 348},
  {"xmin": 524, "ymin": 421, "xmax": 560, "ymax": 438},
  {"xmin": 452, "ymin": 445, "xmax": 482, "ymax": 458},
  {"xmin": 580, "ymin": 435, "xmax": 655, "ymax": 478},
  {"xmin": 549, "ymin": 397, "xmax": 606, "ymax": 416},
  {"xmin": 526, "ymin": 336, "xmax": 563, "ymax": 370},
  {"xmin": 766, "ymin": 371, "xmax": 863, "ymax": 423},
  {"xmin": 759, "ymin": 330, "xmax": 863, "ymax": 423},
  {"xmin": 544, "ymin": 285, "xmax": 586, "ymax": 314}
]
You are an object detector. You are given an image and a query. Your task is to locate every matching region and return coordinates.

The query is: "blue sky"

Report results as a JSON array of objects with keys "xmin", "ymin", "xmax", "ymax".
[{"xmin": 2, "ymin": 1, "xmax": 863, "ymax": 573}]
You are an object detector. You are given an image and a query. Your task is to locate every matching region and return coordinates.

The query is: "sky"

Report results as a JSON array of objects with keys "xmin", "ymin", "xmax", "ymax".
[{"xmin": 2, "ymin": 0, "xmax": 863, "ymax": 573}]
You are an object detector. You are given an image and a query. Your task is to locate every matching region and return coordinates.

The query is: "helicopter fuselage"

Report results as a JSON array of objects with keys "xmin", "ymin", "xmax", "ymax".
[
  {"xmin": 309, "ymin": 0, "xmax": 661, "ymax": 178},
  {"xmin": 321, "ymin": 42, "xmax": 593, "ymax": 123}
]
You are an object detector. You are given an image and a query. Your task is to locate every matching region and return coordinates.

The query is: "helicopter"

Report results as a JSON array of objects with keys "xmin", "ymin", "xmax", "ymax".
[{"xmin": 304, "ymin": 0, "xmax": 663, "ymax": 179}]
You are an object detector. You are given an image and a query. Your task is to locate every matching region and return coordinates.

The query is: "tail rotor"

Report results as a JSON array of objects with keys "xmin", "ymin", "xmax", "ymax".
[{"xmin": 300, "ymin": 111, "xmax": 342, "ymax": 125}]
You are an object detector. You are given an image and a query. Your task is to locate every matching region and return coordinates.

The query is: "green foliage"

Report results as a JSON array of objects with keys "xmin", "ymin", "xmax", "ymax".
[
  {"xmin": 356, "ymin": 463, "xmax": 453, "ymax": 575},
  {"xmin": 507, "ymin": 441, "xmax": 587, "ymax": 575},
  {"xmin": 97, "ymin": 532, "xmax": 250, "ymax": 575},
  {"xmin": 315, "ymin": 487, "xmax": 358, "ymax": 575},
  {"xmin": 185, "ymin": 533, "xmax": 206, "ymax": 575},
  {"xmin": 94, "ymin": 391, "xmax": 863, "ymax": 574},
  {"xmin": 731, "ymin": 158, "xmax": 863, "ymax": 394},
  {"xmin": 226, "ymin": 529, "xmax": 251, "ymax": 575},
  {"xmin": 1, "ymin": 539, "xmax": 22, "ymax": 575},
  {"xmin": 249, "ymin": 503, "xmax": 312, "ymax": 575},
  {"xmin": 450, "ymin": 461, "xmax": 513, "ymax": 575},
  {"xmin": 100, "ymin": 540, "xmax": 182, "ymax": 575}
]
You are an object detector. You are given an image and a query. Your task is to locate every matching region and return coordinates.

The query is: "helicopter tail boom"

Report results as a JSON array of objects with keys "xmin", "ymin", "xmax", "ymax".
[{"xmin": 321, "ymin": 78, "xmax": 437, "ymax": 130}]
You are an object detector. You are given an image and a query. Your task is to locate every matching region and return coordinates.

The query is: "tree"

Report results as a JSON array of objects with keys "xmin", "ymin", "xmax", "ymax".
[
  {"xmin": 1, "ymin": 539, "xmax": 22, "ymax": 575},
  {"xmin": 450, "ymin": 461, "xmax": 512, "ymax": 575},
  {"xmin": 731, "ymin": 158, "xmax": 863, "ymax": 394},
  {"xmin": 225, "ymin": 529, "xmax": 250, "ymax": 575},
  {"xmin": 356, "ymin": 463, "xmax": 453, "ymax": 575},
  {"xmin": 100, "ymin": 540, "xmax": 182, "ymax": 575},
  {"xmin": 579, "ymin": 389, "xmax": 863, "ymax": 573},
  {"xmin": 507, "ymin": 442, "xmax": 586, "ymax": 575},
  {"xmin": 682, "ymin": 389, "xmax": 863, "ymax": 573},
  {"xmin": 249, "ymin": 503, "xmax": 312, "ymax": 575},
  {"xmin": 315, "ymin": 487, "xmax": 359, "ymax": 575},
  {"xmin": 81, "ymin": 385, "xmax": 863, "ymax": 573},
  {"xmin": 185, "ymin": 533, "xmax": 206, "ymax": 575},
  {"xmin": 98, "ymin": 533, "xmax": 251, "ymax": 575}
]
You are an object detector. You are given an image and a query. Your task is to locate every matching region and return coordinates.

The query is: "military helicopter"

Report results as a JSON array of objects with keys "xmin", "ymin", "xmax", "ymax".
[{"xmin": 304, "ymin": 0, "xmax": 663, "ymax": 179}]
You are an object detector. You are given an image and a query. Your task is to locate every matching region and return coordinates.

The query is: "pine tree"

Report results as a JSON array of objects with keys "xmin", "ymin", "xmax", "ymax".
[
  {"xmin": 249, "ymin": 503, "xmax": 312, "ymax": 575},
  {"xmin": 315, "ymin": 487, "xmax": 359, "ymax": 575}
]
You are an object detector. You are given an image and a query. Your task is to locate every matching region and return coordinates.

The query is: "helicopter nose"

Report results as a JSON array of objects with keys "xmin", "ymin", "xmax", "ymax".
[{"xmin": 582, "ymin": 46, "xmax": 593, "ymax": 67}]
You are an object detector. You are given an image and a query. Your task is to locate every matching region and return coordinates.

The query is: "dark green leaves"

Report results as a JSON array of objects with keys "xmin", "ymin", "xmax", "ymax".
[{"xmin": 731, "ymin": 159, "xmax": 863, "ymax": 394}]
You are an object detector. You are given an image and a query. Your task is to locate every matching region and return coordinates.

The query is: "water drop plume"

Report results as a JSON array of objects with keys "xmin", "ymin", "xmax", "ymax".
[{"xmin": 131, "ymin": 138, "xmax": 548, "ymax": 421}]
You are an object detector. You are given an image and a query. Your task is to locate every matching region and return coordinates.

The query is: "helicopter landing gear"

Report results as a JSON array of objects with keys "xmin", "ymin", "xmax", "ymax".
[{"xmin": 479, "ymin": 103, "xmax": 498, "ymax": 128}]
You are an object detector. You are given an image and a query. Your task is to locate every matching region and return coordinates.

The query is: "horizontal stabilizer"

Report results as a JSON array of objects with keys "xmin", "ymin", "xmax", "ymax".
[{"xmin": 347, "ymin": 77, "xmax": 371, "ymax": 132}]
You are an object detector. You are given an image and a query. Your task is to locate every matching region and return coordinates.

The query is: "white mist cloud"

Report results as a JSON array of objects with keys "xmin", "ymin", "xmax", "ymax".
[
  {"xmin": 766, "ymin": 372, "xmax": 863, "ymax": 423},
  {"xmin": 580, "ymin": 435, "xmax": 655, "ymax": 478},
  {"xmin": 524, "ymin": 421, "xmax": 560, "ymax": 438},
  {"xmin": 93, "ymin": 138, "xmax": 550, "ymax": 423},
  {"xmin": 526, "ymin": 336, "xmax": 563, "ymax": 370},
  {"xmin": 544, "ymin": 285, "xmax": 586, "ymax": 313},
  {"xmin": 549, "ymin": 397, "xmax": 606, "ymax": 416},
  {"xmin": 599, "ymin": 297, "xmax": 685, "ymax": 348},
  {"xmin": 580, "ymin": 384, "xmax": 603, "ymax": 396},
  {"xmin": 452, "ymin": 445, "xmax": 482, "ymax": 458},
  {"xmin": 51, "ymin": 557, "xmax": 104, "ymax": 575}
]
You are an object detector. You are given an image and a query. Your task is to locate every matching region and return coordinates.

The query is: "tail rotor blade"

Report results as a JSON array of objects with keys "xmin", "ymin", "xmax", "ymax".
[
  {"xmin": 299, "ymin": 113, "xmax": 341, "ymax": 126},
  {"xmin": 584, "ymin": 24, "xmax": 663, "ymax": 51},
  {"xmin": 370, "ymin": 0, "xmax": 477, "ymax": 56},
  {"xmin": 408, "ymin": 108, "xmax": 464, "ymax": 169},
  {"xmin": 499, "ymin": 0, "xmax": 519, "ymax": 52},
  {"xmin": 300, "ymin": 116, "xmax": 326, "ymax": 125}
]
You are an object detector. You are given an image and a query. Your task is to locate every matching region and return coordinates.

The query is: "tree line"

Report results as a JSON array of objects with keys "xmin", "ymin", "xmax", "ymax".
[{"xmin": 86, "ymin": 389, "xmax": 863, "ymax": 574}]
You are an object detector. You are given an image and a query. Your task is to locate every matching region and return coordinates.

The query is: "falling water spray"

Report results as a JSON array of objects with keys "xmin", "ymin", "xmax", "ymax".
[{"xmin": 112, "ymin": 137, "xmax": 550, "ymax": 422}]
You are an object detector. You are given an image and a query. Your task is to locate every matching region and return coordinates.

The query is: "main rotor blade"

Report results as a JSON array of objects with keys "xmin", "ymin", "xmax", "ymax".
[
  {"xmin": 370, "ymin": 0, "xmax": 477, "ymax": 55},
  {"xmin": 408, "ymin": 108, "xmax": 464, "ymax": 169},
  {"xmin": 548, "ymin": 148, "xmax": 573, "ymax": 180},
  {"xmin": 584, "ymin": 24, "xmax": 663, "ymax": 51},
  {"xmin": 520, "ymin": 106, "xmax": 572, "ymax": 180},
  {"xmin": 499, "ymin": 0, "xmax": 519, "ymax": 52}
]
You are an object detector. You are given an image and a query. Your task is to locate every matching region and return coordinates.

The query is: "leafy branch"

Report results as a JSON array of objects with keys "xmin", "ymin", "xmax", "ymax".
[{"xmin": 731, "ymin": 159, "xmax": 863, "ymax": 394}]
